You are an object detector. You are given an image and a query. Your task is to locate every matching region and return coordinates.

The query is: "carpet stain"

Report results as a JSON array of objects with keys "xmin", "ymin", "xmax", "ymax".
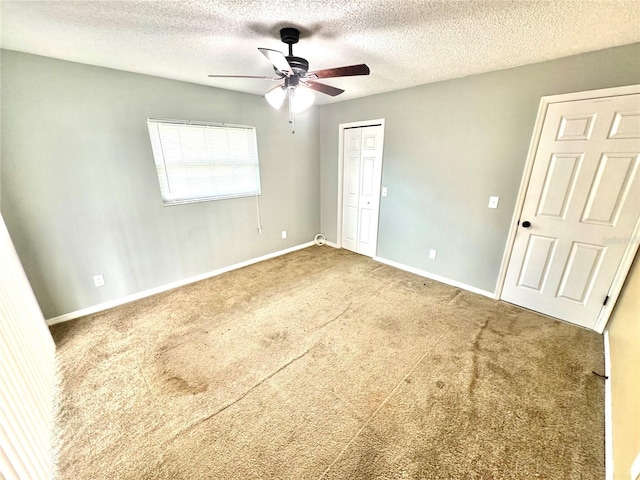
[
  {"xmin": 155, "ymin": 338, "xmax": 215, "ymax": 395},
  {"xmin": 485, "ymin": 360, "xmax": 511, "ymax": 379},
  {"xmin": 262, "ymin": 330, "xmax": 289, "ymax": 346},
  {"xmin": 164, "ymin": 375, "xmax": 208, "ymax": 395},
  {"xmin": 378, "ymin": 315, "xmax": 402, "ymax": 332},
  {"xmin": 367, "ymin": 391, "xmax": 388, "ymax": 411}
]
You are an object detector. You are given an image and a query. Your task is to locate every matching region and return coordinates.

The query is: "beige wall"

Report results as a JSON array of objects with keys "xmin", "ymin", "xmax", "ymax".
[{"xmin": 608, "ymin": 251, "xmax": 640, "ymax": 480}]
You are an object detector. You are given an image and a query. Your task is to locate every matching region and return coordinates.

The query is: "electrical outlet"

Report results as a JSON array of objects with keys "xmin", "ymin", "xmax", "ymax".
[
  {"xmin": 429, "ymin": 249, "xmax": 437, "ymax": 260},
  {"xmin": 488, "ymin": 196, "xmax": 500, "ymax": 209},
  {"xmin": 93, "ymin": 274, "xmax": 105, "ymax": 287},
  {"xmin": 382, "ymin": 187, "xmax": 388, "ymax": 197},
  {"xmin": 281, "ymin": 230, "xmax": 287, "ymax": 239}
]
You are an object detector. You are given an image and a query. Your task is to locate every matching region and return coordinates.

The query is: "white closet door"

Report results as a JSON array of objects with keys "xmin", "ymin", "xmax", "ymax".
[{"xmin": 341, "ymin": 125, "xmax": 384, "ymax": 257}]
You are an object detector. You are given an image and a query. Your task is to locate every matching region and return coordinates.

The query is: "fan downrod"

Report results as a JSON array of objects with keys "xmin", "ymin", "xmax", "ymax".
[{"xmin": 278, "ymin": 27, "xmax": 308, "ymax": 76}]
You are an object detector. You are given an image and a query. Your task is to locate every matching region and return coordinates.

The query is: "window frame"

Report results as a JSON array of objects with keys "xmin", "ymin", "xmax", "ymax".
[{"xmin": 146, "ymin": 118, "xmax": 262, "ymax": 206}]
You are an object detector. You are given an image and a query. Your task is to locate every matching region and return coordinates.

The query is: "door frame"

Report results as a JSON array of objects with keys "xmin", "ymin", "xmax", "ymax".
[
  {"xmin": 495, "ymin": 84, "xmax": 640, "ymax": 333},
  {"xmin": 336, "ymin": 118, "xmax": 386, "ymax": 252}
]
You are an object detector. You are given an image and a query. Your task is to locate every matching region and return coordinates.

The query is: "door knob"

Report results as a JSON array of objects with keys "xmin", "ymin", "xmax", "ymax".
[{"xmin": 521, "ymin": 221, "xmax": 532, "ymax": 229}]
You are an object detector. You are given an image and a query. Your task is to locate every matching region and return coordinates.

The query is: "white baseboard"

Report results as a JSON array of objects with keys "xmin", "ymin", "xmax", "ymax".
[
  {"xmin": 631, "ymin": 452, "xmax": 640, "ymax": 480},
  {"xmin": 46, "ymin": 241, "xmax": 315, "ymax": 326},
  {"xmin": 324, "ymin": 241, "xmax": 339, "ymax": 249},
  {"xmin": 372, "ymin": 256, "xmax": 495, "ymax": 298},
  {"xmin": 604, "ymin": 330, "xmax": 613, "ymax": 480}
]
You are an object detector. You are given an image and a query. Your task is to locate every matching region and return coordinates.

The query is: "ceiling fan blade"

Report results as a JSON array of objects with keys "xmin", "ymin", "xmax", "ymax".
[
  {"xmin": 307, "ymin": 64, "xmax": 370, "ymax": 79},
  {"xmin": 305, "ymin": 80, "xmax": 344, "ymax": 97},
  {"xmin": 208, "ymin": 74, "xmax": 280, "ymax": 79},
  {"xmin": 258, "ymin": 48, "xmax": 293, "ymax": 76}
]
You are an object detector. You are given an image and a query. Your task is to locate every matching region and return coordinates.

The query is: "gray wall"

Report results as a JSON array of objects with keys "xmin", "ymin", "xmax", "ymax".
[
  {"xmin": 320, "ymin": 43, "xmax": 640, "ymax": 293},
  {"xmin": 3, "ymin": 44, "xmax": 639, "ymax": 318},
  {"xmin": 1, "ymin": 50, "xmax": 320, "ymax": 319}
]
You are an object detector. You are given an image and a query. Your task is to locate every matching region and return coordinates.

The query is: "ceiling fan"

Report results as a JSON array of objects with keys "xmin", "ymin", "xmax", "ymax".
[{"xmin": 208, "ymin": 27, "xmax": 370, "ymax": 132}]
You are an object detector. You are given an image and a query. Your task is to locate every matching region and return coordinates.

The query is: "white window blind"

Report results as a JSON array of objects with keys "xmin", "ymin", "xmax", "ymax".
[{"xmin": 147, "ymin": 118, "xmax": 261, "ymax": 205}]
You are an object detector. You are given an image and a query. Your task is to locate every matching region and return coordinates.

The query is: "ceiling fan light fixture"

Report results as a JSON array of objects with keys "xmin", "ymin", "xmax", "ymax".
[
  {"xmin": 265, "ymin": 85, "xmax": 286, "ymax": 109},
  {"xmin": 290, "ymin": 86, "xmax": 315, "ymax": 113}
]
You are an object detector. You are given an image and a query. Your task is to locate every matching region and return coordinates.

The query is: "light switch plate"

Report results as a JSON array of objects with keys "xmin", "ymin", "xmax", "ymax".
[
  {"xmin": 488, "ymin": 196, "xmax": 499, "ymax": 209},
  {"xmin": 382, "ymin": 187, "xmax": 388, "ymax": 197}
]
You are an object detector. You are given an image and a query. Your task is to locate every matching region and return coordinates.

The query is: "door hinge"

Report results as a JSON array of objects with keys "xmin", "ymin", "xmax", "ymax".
[{"xmin": 603, "ymin": 295, "xmax": 610, "ymax": 306}]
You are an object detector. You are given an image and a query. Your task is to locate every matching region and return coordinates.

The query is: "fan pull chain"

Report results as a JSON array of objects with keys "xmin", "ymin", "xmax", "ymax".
[
  {"xmin": 288, "ymin": 88, "xmax": 295, "ymax": 134},
  {"xmin": 255, "ymin": 193, "xmax": 263, "ymax": 234}
]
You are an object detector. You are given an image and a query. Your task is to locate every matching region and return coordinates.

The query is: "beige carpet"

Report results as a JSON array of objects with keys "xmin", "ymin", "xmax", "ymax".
[{"xmin": 50, "ymin": 246, "xmax": 605, "ymax": 479}]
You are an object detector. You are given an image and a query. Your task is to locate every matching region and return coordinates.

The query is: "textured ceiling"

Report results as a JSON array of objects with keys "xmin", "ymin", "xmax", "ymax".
[{"xmin": 1, "ymin": 1, "xmax": 639, "ymax": 104}]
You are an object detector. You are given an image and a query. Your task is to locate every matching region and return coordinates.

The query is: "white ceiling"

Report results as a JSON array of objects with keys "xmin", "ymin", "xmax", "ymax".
[{"xmin": 1, "ymin": 1, "xmax": 639, "ymax": 105}]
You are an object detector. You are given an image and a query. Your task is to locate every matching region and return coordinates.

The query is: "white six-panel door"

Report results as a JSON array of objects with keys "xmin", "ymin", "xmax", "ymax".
[
  {"xmin": 501, "ymin": 93, "xmax": 640, "ymax": 329},
  {"xmin": 341, "ymin": 125, "xmax": 384, "ymax": 257}
]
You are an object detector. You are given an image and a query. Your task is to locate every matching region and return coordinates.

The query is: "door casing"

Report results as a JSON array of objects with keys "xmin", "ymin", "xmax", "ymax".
[
  {"xmin": 496, "ymin": 84, "xmax": 640, "ymax": 333},
  {"xmin": 336, "ymin": 118, "xmax": 386, "ymax": 253}
]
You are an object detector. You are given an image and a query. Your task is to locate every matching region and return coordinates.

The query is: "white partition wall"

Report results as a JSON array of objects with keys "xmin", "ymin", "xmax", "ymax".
[{"xmin": 0, "ymin": 214, "xmax": 56, "ymax": 479}]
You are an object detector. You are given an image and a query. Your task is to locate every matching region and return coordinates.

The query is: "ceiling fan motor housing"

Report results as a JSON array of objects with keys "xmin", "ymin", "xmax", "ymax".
[
  {"xmin": 285, "ymin": 56, "xmax": 309, "ymax": 76},
  {"xmin": 280, "ymin": 28, "xmax": 300, "ymax": 45}
]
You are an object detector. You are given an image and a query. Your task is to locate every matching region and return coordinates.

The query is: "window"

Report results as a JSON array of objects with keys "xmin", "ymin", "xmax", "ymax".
[{"xmin": 147, "ymin": 118, "xmax": 261, "ymax": 205}]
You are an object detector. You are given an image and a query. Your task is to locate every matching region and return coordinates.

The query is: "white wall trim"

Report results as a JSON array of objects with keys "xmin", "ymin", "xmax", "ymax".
[
  {"xmin": 336, "ymin": 118, "xmax": 386, "ymax": 249},
  {"xmin": 324, "ymin": 240, "xmax": 339, "ymax": 249},
  {"xmin": 1, "ymin": 214, "xmax": 57, "ymax": 479},
  {"xmin": 604, "ymin": 330, "xmax": 613, "ymax": 480},
  {"xmin": 594, "ymin": 216, "xmax": 640, "ymax": 333},
  {"xmin": 631, "ymin": 452, "xmax": 640, "ymax": 480},
  {"xmin": 495, "ymin": 84, "xmax": 640, "ymax": 332},
  {"xmin": 46, "ymin": 241, "xmax": 315, "ymax": 326},
  {"xmin": 602, "ymin": 331, "xmax": 640, "ymax": 480},
  {"xmin": 373, "ymin": 256, "xmax": 495, "ymax": 298}
]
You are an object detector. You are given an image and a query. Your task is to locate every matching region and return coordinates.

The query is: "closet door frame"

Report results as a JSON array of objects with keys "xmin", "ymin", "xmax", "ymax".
[{"xmin": 335, "ymin": 118, "xmax": 386, "ymax": 254}]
